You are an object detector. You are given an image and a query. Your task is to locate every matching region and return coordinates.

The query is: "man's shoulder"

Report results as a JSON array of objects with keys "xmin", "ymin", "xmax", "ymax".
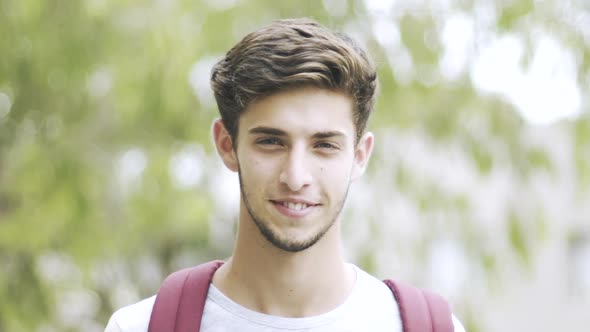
[
  {"xmin": 350, "ymin": 264, "xmax": 399, "ymax": 305},
  {"xmin": 353, "ymin": 265, "xmax": 466, "ymax": 332},
  {"xmin": 104, "ymin": 296, "xmax": 155, "ymax": 332}
]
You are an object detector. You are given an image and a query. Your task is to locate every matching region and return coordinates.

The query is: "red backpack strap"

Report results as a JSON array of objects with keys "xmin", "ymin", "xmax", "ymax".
[
  {"xmin": 148, "ymin": 260, "xmax": 224, "ymax": 332},
  {"xmin": 383, "ymin": 279, "xmax": 453, "ymax": 332}
]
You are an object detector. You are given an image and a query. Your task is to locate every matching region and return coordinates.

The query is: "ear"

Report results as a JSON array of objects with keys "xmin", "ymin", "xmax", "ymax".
[
  {"xmin": 212, "ymin": 119, "xmax": 239, "ymax": 172},
  {"xmin": 351, "ymin": 132, "xmax": 374, "ymax": 181}
]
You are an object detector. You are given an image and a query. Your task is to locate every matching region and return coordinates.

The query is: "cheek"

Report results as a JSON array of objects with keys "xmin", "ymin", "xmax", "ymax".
[
  {"xmin": 316, "ymin": 161, "xmax": 352, "ymax": 190},
  {"xmin": 240, "ymin": 155, "xmax": 277, "ymax": 180}
]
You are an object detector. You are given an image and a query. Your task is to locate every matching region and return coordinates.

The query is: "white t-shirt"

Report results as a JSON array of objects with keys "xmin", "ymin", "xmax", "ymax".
[{"xmin": 105, "ymin": 265, "xmax": 465, "ymax": 332}]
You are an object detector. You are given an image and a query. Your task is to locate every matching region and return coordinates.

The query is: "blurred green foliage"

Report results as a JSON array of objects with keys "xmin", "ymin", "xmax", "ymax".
[{"xmin": 0, "ymin": 0, "xmax": 588, "ymax": 331}]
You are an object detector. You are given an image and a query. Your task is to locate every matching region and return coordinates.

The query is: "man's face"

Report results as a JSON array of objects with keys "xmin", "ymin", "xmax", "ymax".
[{"xmin": 221, "ymin": 87, "xmax": 372, "ymax": 253}]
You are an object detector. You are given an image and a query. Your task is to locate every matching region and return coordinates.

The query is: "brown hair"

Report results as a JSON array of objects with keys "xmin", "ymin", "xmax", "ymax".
[{"xmin": 210, "ymin": 18, "xmax": 377, "ymax": 144}]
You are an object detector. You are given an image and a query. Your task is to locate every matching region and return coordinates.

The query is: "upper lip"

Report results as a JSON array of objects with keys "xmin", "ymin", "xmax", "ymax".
[{"xmin": 271, "ymin": 198, "xmax": 320, "ymax": 205}]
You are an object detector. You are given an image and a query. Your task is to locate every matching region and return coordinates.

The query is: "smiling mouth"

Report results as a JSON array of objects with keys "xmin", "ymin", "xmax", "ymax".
[
  {"xmin": 271, "ymin": 200, "xmax": 320, "ymax": 211},
  {"xmin": 281, "ymin": 201, "xmax": 309, "ymax": 210}
]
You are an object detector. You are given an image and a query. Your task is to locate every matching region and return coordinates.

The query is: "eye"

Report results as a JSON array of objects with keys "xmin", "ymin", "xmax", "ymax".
[
  {"xmin": 256, "ymin": 137, "xmax": 283, "ymax": 146},
  {"xmin": 315, "ymin": 142, "xmax": 338, "ymax": 150}
]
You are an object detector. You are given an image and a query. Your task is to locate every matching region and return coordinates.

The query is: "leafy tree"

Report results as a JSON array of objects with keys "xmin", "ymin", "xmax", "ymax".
[{"xmin": 0, "ymin": 1, "xmax": 588, "ymax": 331}]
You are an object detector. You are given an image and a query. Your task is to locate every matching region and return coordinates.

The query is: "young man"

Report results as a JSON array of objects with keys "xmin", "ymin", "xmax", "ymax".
[{"xmin": 106, "ymin": 18, "xmax": 465, "ymax": 331}]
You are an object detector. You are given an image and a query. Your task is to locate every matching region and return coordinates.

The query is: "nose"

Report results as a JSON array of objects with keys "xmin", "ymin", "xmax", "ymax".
[{"xmin": 279, "ymin": 146, "xmax": 312, "ymax": 192}]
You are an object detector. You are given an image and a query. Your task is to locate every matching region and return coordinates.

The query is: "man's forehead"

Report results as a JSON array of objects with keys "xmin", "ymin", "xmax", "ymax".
[
  {"xmin": 243, "ymin": 88, "xmax": 353, "ymax": 114},
  {"xmin": 237, "ymin": 87, "xmax": 356, "ymax": 135}
]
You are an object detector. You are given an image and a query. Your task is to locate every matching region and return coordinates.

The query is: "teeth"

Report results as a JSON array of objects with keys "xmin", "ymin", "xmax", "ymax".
[{"xmin": 282, "ymin": 201, "xmax": 309, "ymax": 210}]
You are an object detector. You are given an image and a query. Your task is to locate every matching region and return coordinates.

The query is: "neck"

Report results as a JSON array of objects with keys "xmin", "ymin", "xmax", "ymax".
[{"xmin": 212, "ymin": 204, "xmax": 355, "ymax": 317}]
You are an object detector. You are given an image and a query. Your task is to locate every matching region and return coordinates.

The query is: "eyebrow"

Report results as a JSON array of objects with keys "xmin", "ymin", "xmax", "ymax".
[
  {"xmin": 248, "ymin": 127, "xmax": 347, "ymax": 139},
  {"xmin": 248, "ymin": 127, "xmax": 287, "ymax": 136},
  {"xmin": 311, "ymin": 131, "xmax": 346, "ymax": 139}
]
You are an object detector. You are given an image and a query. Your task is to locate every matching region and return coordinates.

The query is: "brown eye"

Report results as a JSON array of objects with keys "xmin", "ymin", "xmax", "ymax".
[
  {"xmin": 257, "ymin": 138, "xmax": 282, "ymax": 146},
  {"xmin": 315, "ymin": 142, "xmax": 337, "ymax": 150}
]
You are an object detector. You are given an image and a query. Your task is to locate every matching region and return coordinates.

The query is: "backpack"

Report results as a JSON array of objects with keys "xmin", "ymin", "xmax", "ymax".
[{"xmin": 147, "ymin": 260, "xmax": 453, "ymax": 332}]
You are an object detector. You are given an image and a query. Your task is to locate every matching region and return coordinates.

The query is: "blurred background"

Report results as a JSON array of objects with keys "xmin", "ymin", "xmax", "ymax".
[{"xmin": 1, "ymin": 0, "xmax": 589, "ymax": 331}]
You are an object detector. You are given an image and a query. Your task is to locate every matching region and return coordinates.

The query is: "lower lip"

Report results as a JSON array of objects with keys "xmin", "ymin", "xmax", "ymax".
[{"xmin": 273, "ymin": 201, "xmax": 317, "ymax": 218}]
